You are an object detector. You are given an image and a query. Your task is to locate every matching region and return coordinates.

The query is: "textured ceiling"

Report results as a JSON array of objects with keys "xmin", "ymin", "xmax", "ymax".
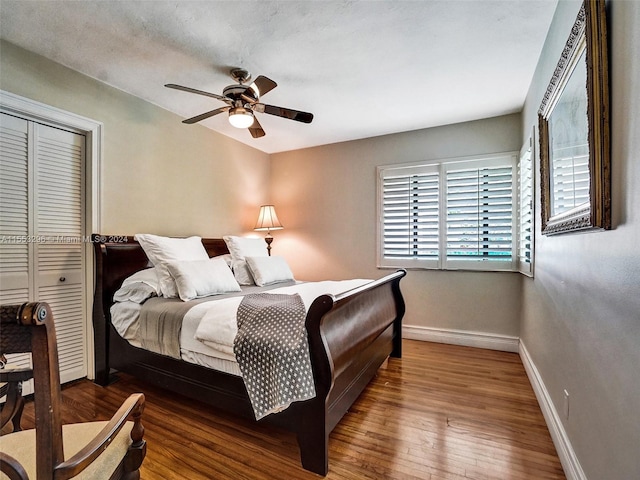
[{"xmin": 0, "ymin": 0, "xmax": 557, "ymax": 154}]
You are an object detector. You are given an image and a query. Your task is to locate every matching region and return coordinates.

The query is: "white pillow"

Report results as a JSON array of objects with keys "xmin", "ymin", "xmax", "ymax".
[
  {"xmin": 245, "ymin": 256, "xmax": 295, "ymax": 287},
  {"xmin": 222, "ymin": 236, "xmax": 268, "ymax": 285},
  {"xmin": 113, "ymin": 267, "xmax": 160, "ymax": 304},
  {"xmin": 166, "ymin": 257, "xmax": 241, "ymax": 301},
  {"xmin": 219, "ymin": 253, "xmax": 233, "ymax": 268},
  {"xmin": 134, "ymin": 234, "xmax": 209, "ymax": 297}
]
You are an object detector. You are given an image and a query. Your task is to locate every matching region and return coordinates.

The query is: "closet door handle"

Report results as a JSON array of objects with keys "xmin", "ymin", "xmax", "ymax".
[{"xmin": 59, "ymin": 277, "xmax": 66, "ymax": 282}]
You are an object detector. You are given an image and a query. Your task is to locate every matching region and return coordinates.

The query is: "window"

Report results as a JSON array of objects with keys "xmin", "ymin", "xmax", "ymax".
[
  {"xmin": 379, "ymin": 164, "xmax": 440, "ymax": 269},
  {"xmin": 517, "ymin": 133, "xmax": 535, "ymax": 276},
  {"xmin": 378, "ymin": 153, "xmax": 518, "ymax": 272}
]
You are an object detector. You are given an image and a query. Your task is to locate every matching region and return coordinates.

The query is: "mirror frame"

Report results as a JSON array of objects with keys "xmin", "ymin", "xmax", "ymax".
[{"xmin": 538, "ymin": 0, "xmax": 610, "ymax": 235}]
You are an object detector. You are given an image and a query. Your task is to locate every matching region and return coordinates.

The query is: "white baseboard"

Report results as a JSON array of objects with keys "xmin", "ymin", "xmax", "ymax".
[
  {"xmin": 403, "ymin": 324, "xmax": 519, "ymax": 353},
  {"xmin": 519, "ymin": 341, "xmax": 587, "ymax": 480}
]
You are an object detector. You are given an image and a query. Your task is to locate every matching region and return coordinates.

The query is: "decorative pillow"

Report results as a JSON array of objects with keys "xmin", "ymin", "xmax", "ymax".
[
  {"xmin": 166, "ymin": 257, "xmax": 241, "ymax": 301},
  {"xmin": 134, "ymin": 234, "xmax": 209, "ymax": 297},
  {"xmin": 222, "ymin": 235, "xmax": 268, "ymax": 285},
  {"xmin": 113, "ymin": 267, "xmax": 160, "ymax": 304},
  {"xmin": 245, "ymin": 256, "xmax": 295, "ymax": 287}
]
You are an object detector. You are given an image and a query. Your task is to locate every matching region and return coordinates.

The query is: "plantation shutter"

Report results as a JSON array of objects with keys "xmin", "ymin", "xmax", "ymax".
[
  {"xmin": 518, "ymin": 137, "xmax": 534, "ymax": 276},
  {"xmin": 444, "ymin": 162, "xmax": 514, "ymax": 270},
  {"xmin": 378, "ymin": 153, "xmax": 516, "ymax": 271},
  {"xmin": 379, "ymin": 165, "xmax": 439, "ymax": 268}
]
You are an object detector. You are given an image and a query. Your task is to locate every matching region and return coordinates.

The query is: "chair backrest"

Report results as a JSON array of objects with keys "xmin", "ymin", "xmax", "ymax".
[
  {"xmin": 1, "ymin": 302, "xmax": 67, "ymax": 476},
  {"xmin": 1, "ymin": 302, "xmax": 146, "ymax": 480}
]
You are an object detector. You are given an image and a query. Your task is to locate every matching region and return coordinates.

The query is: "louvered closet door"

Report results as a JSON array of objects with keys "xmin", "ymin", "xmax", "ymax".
[
  {"xmin": 0, "ymin": 113, "xmax": 88, "ymax": 385},
  {"xmin": 0, "ymin": 113, "xmax": 32, "ymax": 378},
  {"xmin": 0, "ymin": 114, "xmax": 29, "ymax": 301},
  {"xmin": 34, "ymin": 123, "xmax": 86, "ymax": 383}
]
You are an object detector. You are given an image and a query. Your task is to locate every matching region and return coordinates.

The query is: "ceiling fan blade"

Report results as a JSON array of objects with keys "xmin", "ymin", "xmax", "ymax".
[
  {"xmin": 240, "ymin": 76, "xmax": 278, "ymax": 103},
  {"xmin": 248, "ymin": 116, "xmax": 266, "ymax": 138},
  {"xmin": 255, "ymin": 104, "xmax": 313, "ymax": 123},
  {"xmin": 165, "ymin": 84, "xmax": 232, "ymax": 105},
  {"xmin": 250, "ymin": 76, "xmax": 277, "ymax": 97},
  {"xmin": 182, "ymin": 106, "xmax": 230, "ymax": 124}
]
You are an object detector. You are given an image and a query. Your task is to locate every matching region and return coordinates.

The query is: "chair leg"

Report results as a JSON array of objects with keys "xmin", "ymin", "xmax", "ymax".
[
  {"xmin": 10, "ymin": 397, "xmax": 24, "ymax": 432},
  {"xmin": 120, "ymin": 470, "xmax": 140, "ymax": 480},
  {"xmin": 0, "ymin": 382, "xmax": 24, "ymax": 433},
  {"xmin": 122, "ymin": 399, "xmax": 146, "ymax": 478}
]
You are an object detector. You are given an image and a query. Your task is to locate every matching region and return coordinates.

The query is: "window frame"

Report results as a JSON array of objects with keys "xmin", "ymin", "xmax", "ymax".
[{"xmin": 377, "ymin": 152, "xmax": 518, "ymax": 272}]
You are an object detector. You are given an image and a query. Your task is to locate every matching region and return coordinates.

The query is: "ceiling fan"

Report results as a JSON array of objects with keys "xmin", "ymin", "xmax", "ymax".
[{"xmin": 165, "ymin": 68, "xmax": 313, "ymax": 138}]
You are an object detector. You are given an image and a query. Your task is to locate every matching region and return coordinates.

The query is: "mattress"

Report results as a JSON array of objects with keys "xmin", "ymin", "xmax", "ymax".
[{"xmin": 109, "ymin": 279, "xmax": 371, "ymax": 378}]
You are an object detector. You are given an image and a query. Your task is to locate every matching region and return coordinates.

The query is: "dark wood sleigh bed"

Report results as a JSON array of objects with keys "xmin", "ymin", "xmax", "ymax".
[{"xmin": 91, "ymin": 235, "xmax": 406, "ymax": 475}]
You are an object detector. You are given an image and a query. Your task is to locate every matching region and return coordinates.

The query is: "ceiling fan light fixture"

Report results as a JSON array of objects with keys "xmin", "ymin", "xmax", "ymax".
[
  {"xmin": 166, "ymin": 72, "xmax": 312, "ymax": 137},
  {"xmin": 228, "ymin": 107, "xmax": 254, "ymax": 128}
]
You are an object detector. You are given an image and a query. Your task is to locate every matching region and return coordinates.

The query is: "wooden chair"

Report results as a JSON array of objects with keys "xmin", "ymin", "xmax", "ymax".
[
  {"xmin": 0, "ymin": 302, "xmax": 146, "ymax": 480},
  {"xmin": 0, "ymin": 352, "xmax": 31, "ymax": 434}
]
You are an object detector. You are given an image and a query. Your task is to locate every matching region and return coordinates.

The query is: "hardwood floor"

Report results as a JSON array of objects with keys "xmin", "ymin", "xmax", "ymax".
[{"xmin": 15, "ymin": 340, "xmax": 565, "ymax": 479}]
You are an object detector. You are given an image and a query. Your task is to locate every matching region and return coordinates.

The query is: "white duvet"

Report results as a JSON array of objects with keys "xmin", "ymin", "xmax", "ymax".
[{"xmin": 192, "ymin": 279, "xmax": 370, "ymax": 358}]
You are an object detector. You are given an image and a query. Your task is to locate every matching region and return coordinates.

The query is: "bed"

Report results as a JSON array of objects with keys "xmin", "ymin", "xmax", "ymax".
[{"xmin": 91, "ymin": 235, "xmax": 406, "ymax": 475}]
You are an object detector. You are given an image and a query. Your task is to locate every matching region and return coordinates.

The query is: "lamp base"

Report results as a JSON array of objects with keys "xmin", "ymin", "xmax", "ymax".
[{"xmin": 264, "ymin": 234, "xmax": 273, "ymax": 256}]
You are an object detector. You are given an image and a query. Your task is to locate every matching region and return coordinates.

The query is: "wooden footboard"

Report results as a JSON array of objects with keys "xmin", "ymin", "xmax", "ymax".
[
  {"xmin": 297, "ymin": 270, "xmax": 406, "ymax": 474},
  {"xmin": 92, "ymin": 235, "xmax": 406, "ymax": 475}
]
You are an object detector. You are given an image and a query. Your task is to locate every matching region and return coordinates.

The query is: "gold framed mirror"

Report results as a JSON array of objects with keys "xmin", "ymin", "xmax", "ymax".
[{"xmin": 538, "ymin": 0, "xmax": 610, "ymax": 235}]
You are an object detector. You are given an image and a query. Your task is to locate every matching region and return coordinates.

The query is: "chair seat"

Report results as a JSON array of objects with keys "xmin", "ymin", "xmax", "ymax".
[{"xmin": 0, "ymin": 421, "xmax": 134, "ymax": 480}]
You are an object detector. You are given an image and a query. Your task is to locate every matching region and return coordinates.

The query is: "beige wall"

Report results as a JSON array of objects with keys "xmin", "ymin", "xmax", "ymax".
[
  {"xmin": 521, "ymin": 1, "xmax": 640, "ymax": 478},
  {"xmin": 0, "ymin": 40, "xmax": 270, "ymax": 237},
  {"xmin": 271, "ymin": 114, "xmax": 523, "ymax": 335}
]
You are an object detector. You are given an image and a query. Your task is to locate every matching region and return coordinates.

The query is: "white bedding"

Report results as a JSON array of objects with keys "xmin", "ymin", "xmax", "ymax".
[
  {"xmin": 180, "ymin": 310, "xmax": 241, "ymax": 375},
  {"xmin": 110, "ymin": 279, "xmax": 370, "ymax": 376},
  {"xmin": 110, "ymin": 299, "xmax": 242, "ymax": 375},
  {"xmin": 110, "ymin": 301, "xmax": 143, "ymax": 345},
  {"xmin": 193, "ymin": 279, "xmax": 370, "ymax": 356}
]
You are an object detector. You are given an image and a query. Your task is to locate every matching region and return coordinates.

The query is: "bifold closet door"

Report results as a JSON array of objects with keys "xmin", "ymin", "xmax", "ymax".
[
  {"xmin": 0, "ymin": 114, "xmax": 28, "ymax": 300},
  {"xmin": 34, "ymin": 122, "xmax": 87, "ymax": 383},
  {"xmin": 0, "ymin": 113, "xmax": 32, "ymax": 377},
  {"xmin": 0, "ymin": 112, "xmax": 87, "ymax": 385}
]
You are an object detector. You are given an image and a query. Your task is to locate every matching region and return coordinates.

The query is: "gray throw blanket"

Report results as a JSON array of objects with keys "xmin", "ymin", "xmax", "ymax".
[
  {"xmin": 234, "ymin": 293, "xmax": 316, "ymax": 420},
  {"xmin": 139, "ymin": 297, "xmax": 193, "ymax": 359}
]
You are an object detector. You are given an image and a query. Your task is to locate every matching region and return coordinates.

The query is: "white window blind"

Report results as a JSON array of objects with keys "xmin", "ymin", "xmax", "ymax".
[
  {"xmin": 517, "ymin": 134, "xmax": 535, "ymax": 276},
  {"xmin": 380, "ymin": 165, "xmax": 439, "ymax": 269},
  {"xmin": 444, "ymin": 162, "xmax": 514, "ymax": 270},
  {"xmin": 378, "ymin": 153, "xmax": 517, "ymax": 272}
]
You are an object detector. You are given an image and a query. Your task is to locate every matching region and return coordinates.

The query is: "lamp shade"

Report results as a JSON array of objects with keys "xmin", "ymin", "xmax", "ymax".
[{"xmin": 254, "ymin": 205, "xmax": 283, "ymax": 231}]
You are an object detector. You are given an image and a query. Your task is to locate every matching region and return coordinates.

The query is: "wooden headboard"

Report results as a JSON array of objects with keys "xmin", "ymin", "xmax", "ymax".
[
  {"xmin": 90, "ymin": 234, "xmax": 230, "ymax": 383},
  {"xmin": 91, "ymin": 235, "xmax": 229, "ymax": 306}
]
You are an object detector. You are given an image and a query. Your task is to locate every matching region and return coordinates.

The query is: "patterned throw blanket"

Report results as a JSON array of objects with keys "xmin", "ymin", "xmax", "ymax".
[{"xmin": 233, "ymin": 293, "xmax": 316, "ymax": 420}]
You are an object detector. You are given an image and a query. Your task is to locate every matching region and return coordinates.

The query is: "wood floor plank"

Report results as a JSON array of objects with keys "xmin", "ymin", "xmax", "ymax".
[{"xmin": 9, "ymin": 340, "xmax": 565, "ymax": 479}]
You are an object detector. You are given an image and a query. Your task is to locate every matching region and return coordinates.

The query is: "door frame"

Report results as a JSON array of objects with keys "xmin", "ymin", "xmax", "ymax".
[{"xmin": 1, "ymin": 89, "xmax": 102, "ymax": 380}]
